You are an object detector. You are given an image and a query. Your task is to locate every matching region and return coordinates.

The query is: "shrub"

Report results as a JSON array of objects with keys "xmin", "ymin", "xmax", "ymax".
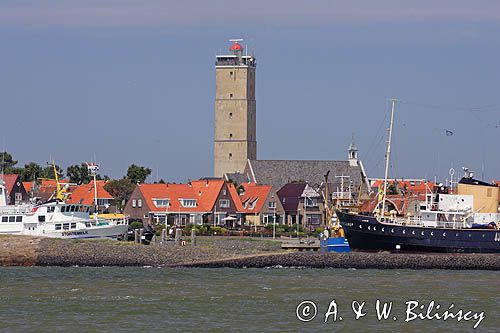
[{"xmin": 129, "ymin": 221, "xmax": 143, "ymax": 229}]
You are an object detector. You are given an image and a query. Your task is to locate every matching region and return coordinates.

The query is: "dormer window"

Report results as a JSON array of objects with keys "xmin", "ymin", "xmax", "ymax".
[
  {"xmin": 153, "ymin": 198, "xmax": 170, "ymax": 208},
  {"xmin": 249, "ymin": 199, "xmax": 257, "ymax": 209},
  {"xmin": 180, "ymin": 199, "xmax": 197, "ymax": 208}
]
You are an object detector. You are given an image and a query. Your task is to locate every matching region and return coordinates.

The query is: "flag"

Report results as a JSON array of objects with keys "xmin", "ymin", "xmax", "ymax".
[
  {"xmin": 445, "ymin": 130, "xmax": 454, "ymax": 136},
  {"xmin": 86, "ymin": 163, "xmax": 99, "ymax": 174}
]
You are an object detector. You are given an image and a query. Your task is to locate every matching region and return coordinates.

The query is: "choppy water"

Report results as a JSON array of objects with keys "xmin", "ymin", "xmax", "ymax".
[{"xmin": 0, "ymin": 267, "xmax": 498, "ymax": 332}]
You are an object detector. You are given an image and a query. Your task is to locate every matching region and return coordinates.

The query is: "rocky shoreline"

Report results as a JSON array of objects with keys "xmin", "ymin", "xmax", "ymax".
[{"xmin": 1, "ymin": 235, "xmax": 499, "ymax": 270}]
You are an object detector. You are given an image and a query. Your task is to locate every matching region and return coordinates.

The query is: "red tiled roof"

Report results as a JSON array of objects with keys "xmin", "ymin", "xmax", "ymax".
[
  {"xmin": 1, "ymin": 174, "xmax": 20, "ymax": 193},
  {"xmin": 371, "ymin": 180, "xmax": 435, "ymax": 195},
  {"xmin": 67, "ymin": 180, "xmax": 113, "ymax": 205},
  {"xmin": 234, "ymin": 182, "xmax": 272, "ymax": 214},
  {"xmin": 138, "ymin": 179, "xmax": 225, "ymax": 213},
  {"xmin": 228, "ymin": 183, "xmax": 244, "ymax": 211},
  {"xmin": 23, "ymin": 182, "xmax": 34, "ymax": 193}
]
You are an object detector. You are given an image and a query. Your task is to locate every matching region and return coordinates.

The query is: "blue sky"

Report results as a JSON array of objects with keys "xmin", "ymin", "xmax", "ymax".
[{"xmin": 1, "ymin": 1, "xmax": 499, "ymax": 182}]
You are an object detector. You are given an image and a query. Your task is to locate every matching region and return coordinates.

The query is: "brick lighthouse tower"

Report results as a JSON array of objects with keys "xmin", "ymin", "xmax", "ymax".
[{"xmin": 214, "ymin": 39, "xmax": 257, "ymax": 177}]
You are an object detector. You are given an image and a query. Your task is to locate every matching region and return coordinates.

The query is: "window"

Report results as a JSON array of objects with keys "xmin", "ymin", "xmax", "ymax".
[
  {"xmin": 97, "ymin": 199, "xmax": 110, "ymax": 206},
  {"xmin": 38, "ymin": 215, "xmax": 45, "ymax": 222},
  {"xmin": 249, "ymin": 200, "xmax": 257, "ymax": 209},
  {"xmin": 61, "ymin": 206, "xmax": 66, "ymax": 212},
  {"xmin": 229, "ymin": 133, "xmax": 233, "ymax": 139},
  {"xmin": 63, "ymin": 223, "xmax": 69, "ymax": 230},
  {"xmin": 16, "ymin": 216, "xmax": 22, "ymax": 222},
  {"xmin": 138, "ymin": 199, "xmax": 142, "ymax": 208},
  {"xmin": 230, "ymin": 71, "xmax": 233, "ymax": 76},
  {"xmin": 15, "ymin": 193, "xmax": 22, "ymax": 202},
  {"xmin": 305, "ymin": 197, "xmax": 318, "ymax": 207},
  {"xmin": 132, "ymin": 199, "xmax": 137, "ymax": 208},
  {"xmin": 229, "ymin": 153, "xmax": 232, "ymax": 160},
  {"xmin": 55, "ymin": 224, "xmax": 62, "ymax": 230},
  {"xmin": 1, "ymin": 217, "xmax": 7, "ymax": 222},
  {"xmin": 219, "ymin": 199, "xmax": 230, "ymax": 208},
  {"xmin": 307, "ymin": 214, "xmax": 321, "ymax": 225},
  {"xmin": 153, "ymin": 199, "xmax": 170, "ymax": 208},
  {"xmin": 263, "ymin": 214, "xmax": 275, "ymax": 225},
  {"xmin": 229, "ymin": 113, "xmax": 233, "ymax": 119},
  {"xmin": 222, "ymin": 189, "xmax": 227, "ymax": 195},
  {"xmin": 230, "ymin": 93, "xmax": 233, "ymax": 98},
  {"xmin": 180, "ymin": 199, "xmax": 197, "ymax": 207},
  {"xmin": 268, "ymin": 201, "xmax": 276, "ymax": 209},
  {"xmin": 47, "ymin": 206, "xmax": 55, "ymax": 213},
  {"xmin": 71, "ymin": 223, "xmax": 76, "ymax": 229},
  {"xmin": 9, "ymin": 216, "xmax": 15, "ymax": 222}
]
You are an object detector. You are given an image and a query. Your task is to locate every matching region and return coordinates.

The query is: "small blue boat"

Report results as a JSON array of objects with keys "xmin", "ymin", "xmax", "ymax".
[{"xmin": 320, "ymin": 236, "xmax": 351, "ymax": 252}]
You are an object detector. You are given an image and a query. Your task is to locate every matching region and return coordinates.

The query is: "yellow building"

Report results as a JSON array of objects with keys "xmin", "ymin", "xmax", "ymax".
[
  {"xmin": 457, "ymin": 178, "xmax": 500, "ymax": 213},
  {"xmin": 214, "ymin": 40, "xmax": 257, "ymax": 177}
]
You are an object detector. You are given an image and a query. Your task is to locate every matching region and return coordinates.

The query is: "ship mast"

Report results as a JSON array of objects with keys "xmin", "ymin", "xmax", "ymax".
[{"xmin": 380, "ymin": 99, "xmax": 396, "ymax": 220}]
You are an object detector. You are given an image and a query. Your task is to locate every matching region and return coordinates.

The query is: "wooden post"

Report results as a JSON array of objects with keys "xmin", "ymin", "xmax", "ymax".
[
  {"xmin": 175, "ymin": 228, "xmax": 182, "ymax": 246},
  {"xmin": 191, "ymin": 228, "xmax": 197, "ymax": 246},
  {"xmin": 161, "ymin": 229, "xmax": 167, "ymax": 245},
  {"xmin": 134, "ymin": 229, "xmax": 139, "ymax": 244},
  {"xmin": 139, "ymin": 228, "xmax": 144, "ymax": 245}
]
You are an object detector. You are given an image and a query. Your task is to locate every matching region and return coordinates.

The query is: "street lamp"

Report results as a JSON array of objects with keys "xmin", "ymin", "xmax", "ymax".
[{"xmin": 273, "ymin": 204, "xmax": 276, "ymax": 239}]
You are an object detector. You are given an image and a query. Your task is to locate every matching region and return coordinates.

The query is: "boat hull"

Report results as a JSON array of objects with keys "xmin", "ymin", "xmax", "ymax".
[
  {"xmin": 40, "ymin": 224, "xmax": 129, "ymax": 239},
  {"xmin": 337, "ymin": 211, "xmax": 500, "ymax": 253}
]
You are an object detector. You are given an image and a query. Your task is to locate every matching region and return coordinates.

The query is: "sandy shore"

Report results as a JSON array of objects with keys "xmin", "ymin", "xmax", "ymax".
[{"xmin": 1, "ymin": 235, "xmax": 499, "ymax": 270}]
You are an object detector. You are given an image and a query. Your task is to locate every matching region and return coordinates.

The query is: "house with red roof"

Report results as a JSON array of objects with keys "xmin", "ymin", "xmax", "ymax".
[
  {"xmin": 1, "ymin": 174, "xmax": 28, "ymax": 204},
  {"xmin": 228, "ymin": 182, "xmax": 284, "ymax": 227},
  {"xmin": 124, "ymin": 179, "xmax": 241, "ymax": 227},
  {"xmin": 67, "ymin": 180, "xmax": 114, "ymax": 213}
]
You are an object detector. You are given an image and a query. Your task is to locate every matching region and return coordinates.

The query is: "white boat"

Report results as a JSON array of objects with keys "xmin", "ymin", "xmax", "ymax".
[{"xmin": 0, "ymin": 172, "xmax": 128, "ymax": 239}]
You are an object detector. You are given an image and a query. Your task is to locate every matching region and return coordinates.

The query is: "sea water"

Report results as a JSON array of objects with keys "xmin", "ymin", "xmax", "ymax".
[{"xmin": 0, "ymin": 267, "xmax": 497, "ymax": 332}]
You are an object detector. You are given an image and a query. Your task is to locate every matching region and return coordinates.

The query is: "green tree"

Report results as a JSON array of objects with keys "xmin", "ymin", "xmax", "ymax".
[
  {"xmin": 126, "ymin": 164, "xmax": 151, "ymax": 184},
  {"xmin": 104, "ymin": 179, "xmax": 135, "ymax": 210},
  {"xmin": 0, "ymin": 152, "xmax": 18, "ymax": 173},
  {"xmin": 20, "ymin": 162, "xmax": 43, "ymax": 182},
  {"xmin": 40, "ymin": 164, "xmax": 64, "ymax": 179},
  {"xmin": 67, "ymin": 163, "xmax": 92, "ymax": 184}
]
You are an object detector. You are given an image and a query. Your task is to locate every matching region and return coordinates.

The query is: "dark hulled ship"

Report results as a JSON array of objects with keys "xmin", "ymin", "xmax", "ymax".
[{"xmin": 337, "ymin": 175, "xmax": 500, "ymax": 253}]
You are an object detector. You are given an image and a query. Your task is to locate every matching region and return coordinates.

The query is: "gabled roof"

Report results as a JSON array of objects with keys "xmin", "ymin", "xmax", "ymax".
[
  {"xmin": 276, "ymin": 183, "xmax": 306, "ymax": 211},
  {"xmin": 371, "ymin": 179, "xmax": 435, "ymax": 195},
  {"xmin": 1, "ymin": 174, "xmax": 20, "ymax": 193},
  {"xmin": 67, "ymin": 180, "xmax": 113, "ymax": 205},
  {"xmin": 138, "ymin": 179, "xmax": 225, "ymax": 213},
  {"xmin": 246, "ymin": 159, "xmax": 364, "ymax": 190},
  {"xmin": 236, "ymin": 183, "xmax": 272, "ymax": 214},
  {"xmin": 23, "ymin": 182, "xmax": 34, "ymax": 193}
]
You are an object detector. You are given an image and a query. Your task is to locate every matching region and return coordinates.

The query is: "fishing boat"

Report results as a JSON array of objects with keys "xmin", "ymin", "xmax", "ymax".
[
  {"xmin": 337, "ymin": 100, "xmax": 500, "ymax": 253},
  {"xmin": 319, "ymin": 171, "xmax": 351, "ymax": 252},
  {"xmin": 0, "ymin": 163, "xmax": 128, "ymax": 239}
]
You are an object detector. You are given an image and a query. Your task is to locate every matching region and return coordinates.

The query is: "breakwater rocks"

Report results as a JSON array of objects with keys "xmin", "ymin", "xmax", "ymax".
[
  {"xmin": 184, "ymin": 252, "xmax": 500, "ymax": 270},
  {"xmin": 1, "ymin": 235, "xmax": 499, "ymax": 269}
]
